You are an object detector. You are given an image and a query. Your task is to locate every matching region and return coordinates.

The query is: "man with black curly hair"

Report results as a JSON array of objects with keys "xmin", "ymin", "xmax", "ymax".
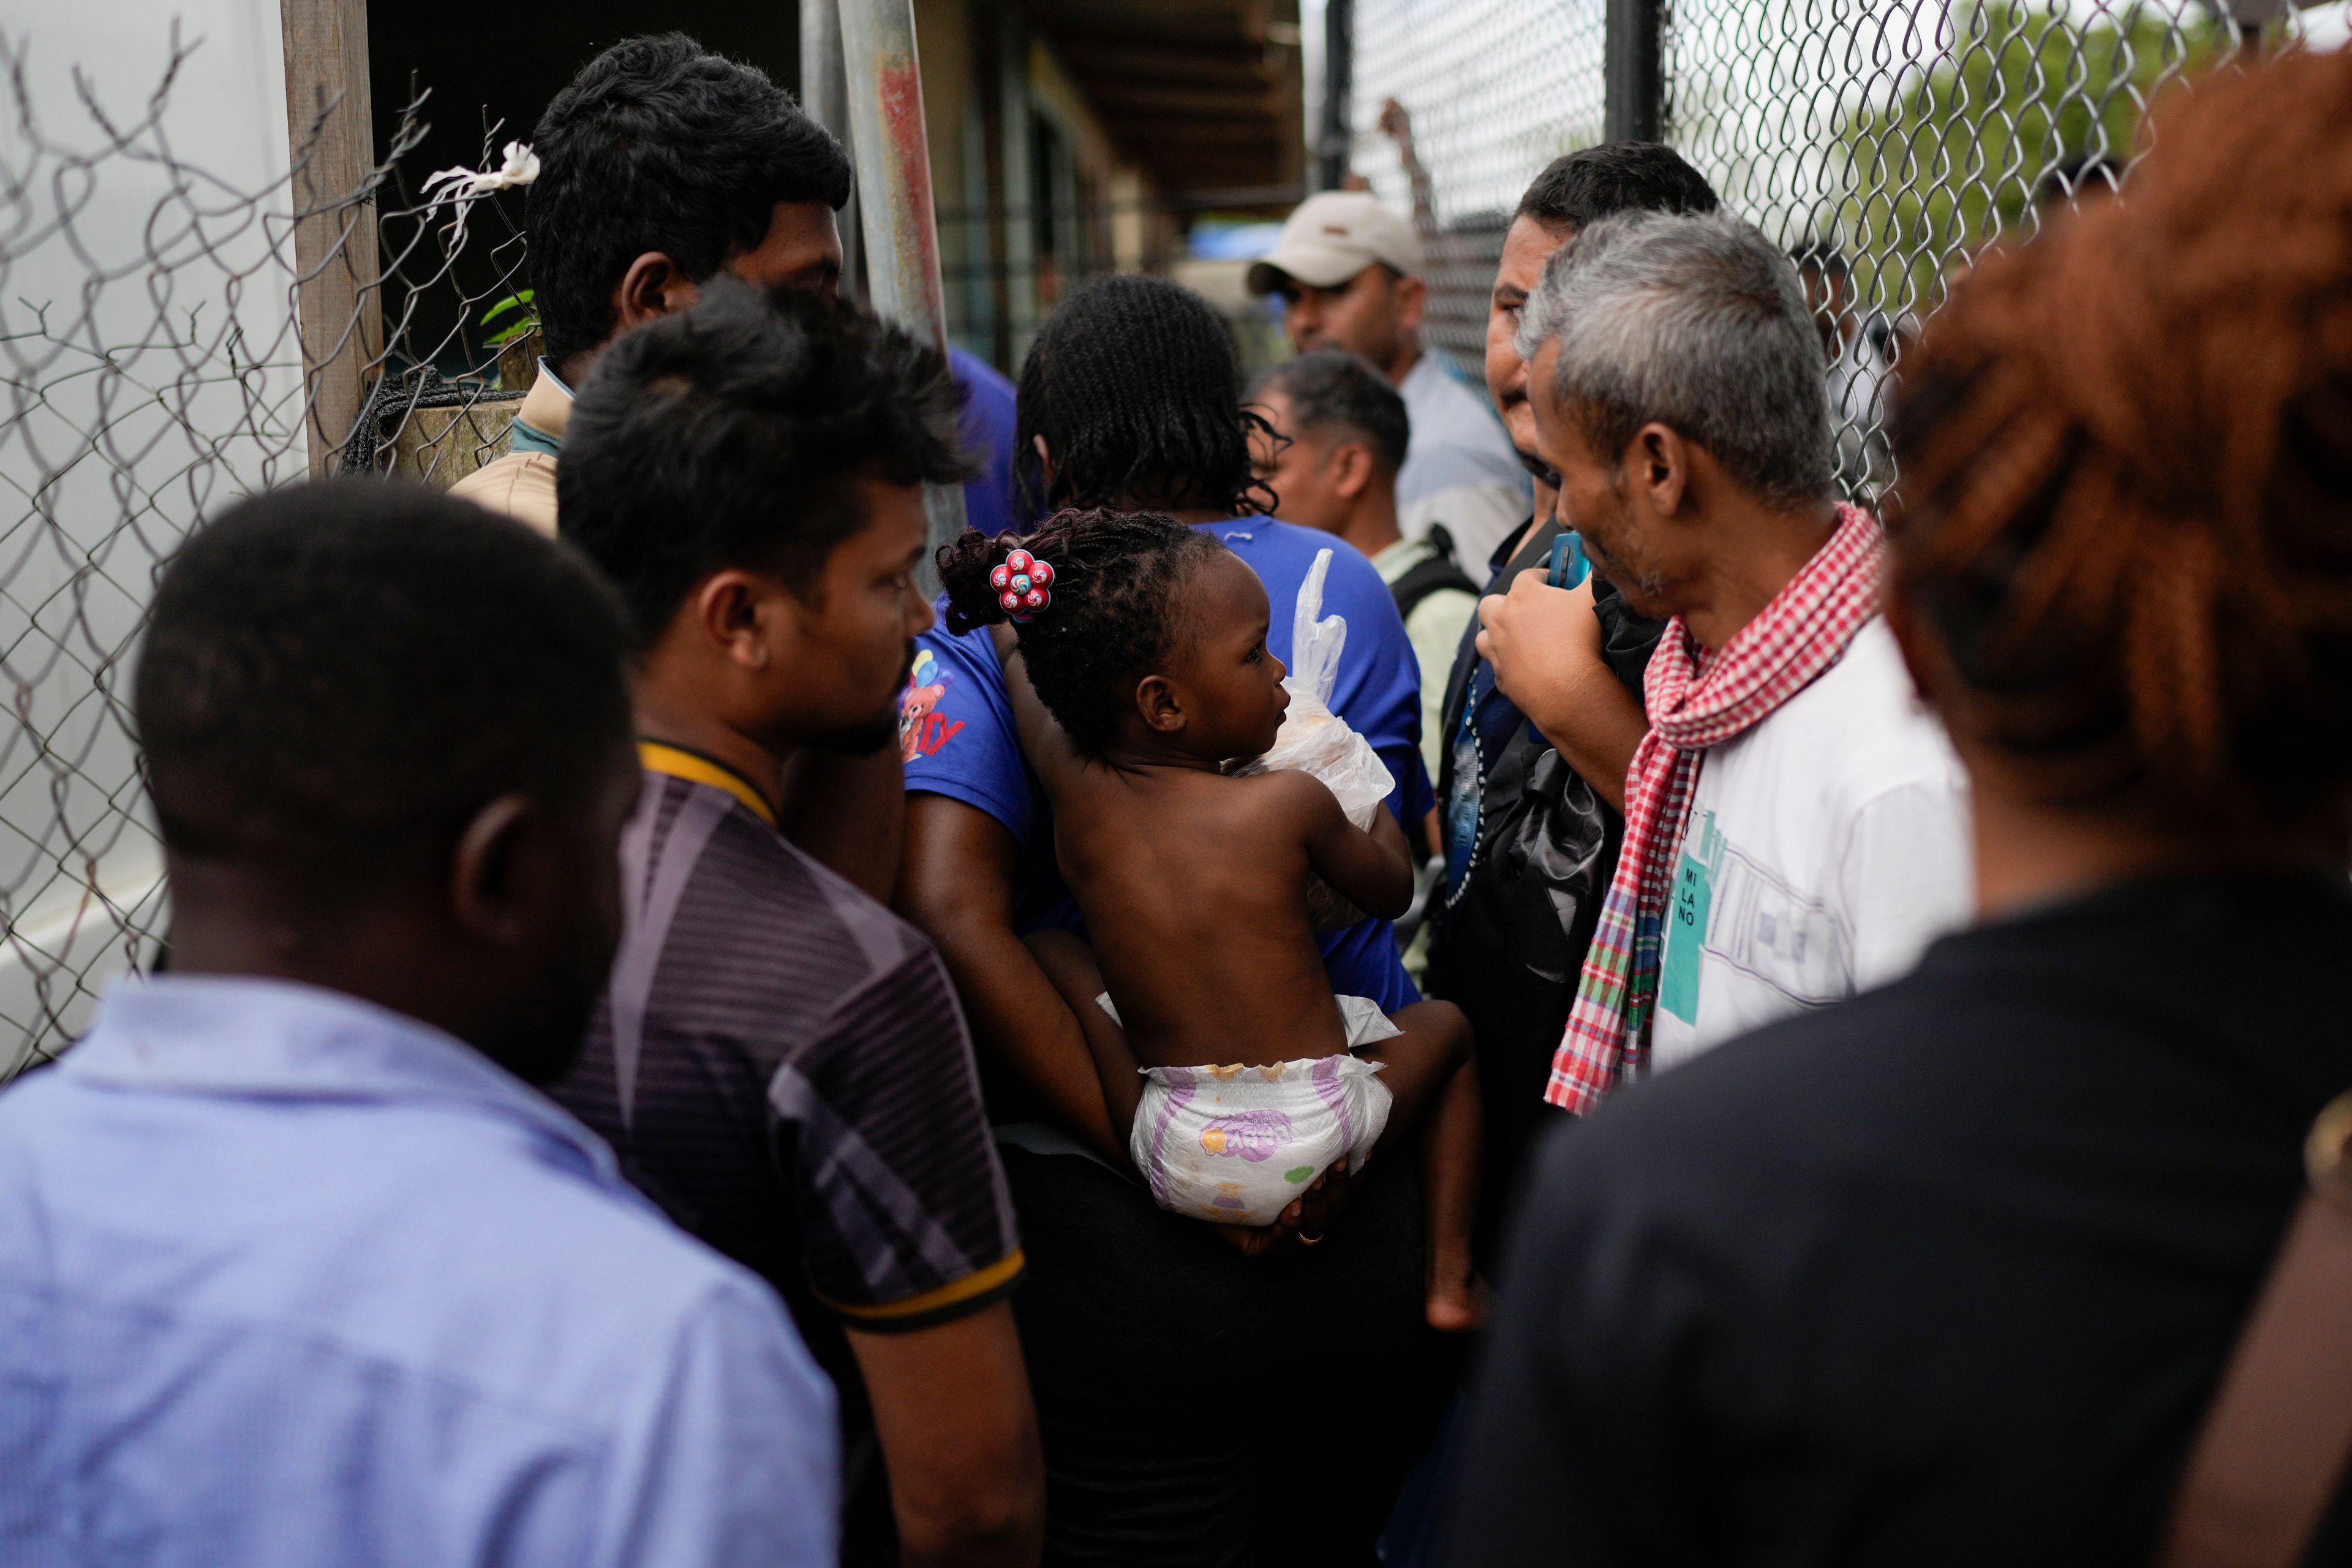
[
  {"xmin": 450, "ymin": 32, "xmax": 1020, "ymax": 548},
  {"xmin": 450, "ymin": 32, "xmax": 1017, "ymax": 902}
]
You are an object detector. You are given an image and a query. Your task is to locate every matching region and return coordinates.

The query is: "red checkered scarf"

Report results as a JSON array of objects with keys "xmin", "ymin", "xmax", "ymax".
[{"xmin": 1544, "ymin": 503, "xmax": 1886, "ymax": 1114}]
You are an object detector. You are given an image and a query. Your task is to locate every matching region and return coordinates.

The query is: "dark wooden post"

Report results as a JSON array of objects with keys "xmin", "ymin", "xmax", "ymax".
[{"xmin": 279, "ymin": 0, "xmax": 382, "ymax": 474}]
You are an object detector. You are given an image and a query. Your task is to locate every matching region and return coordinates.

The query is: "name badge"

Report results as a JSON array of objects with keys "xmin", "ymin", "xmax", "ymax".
[{"xmin": 1658, "ymin": 810, "xmax": 1722, "ymax": 1025}]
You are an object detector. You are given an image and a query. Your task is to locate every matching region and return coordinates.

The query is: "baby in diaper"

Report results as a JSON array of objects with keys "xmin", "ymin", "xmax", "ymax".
[
  {"xmin": 1102, "ymin": 991, "xmax": 1399, "ymax": 1224},
  {"xmin": 937, "ymin": 507, "xmax": 1483, "ymax": 1330}
]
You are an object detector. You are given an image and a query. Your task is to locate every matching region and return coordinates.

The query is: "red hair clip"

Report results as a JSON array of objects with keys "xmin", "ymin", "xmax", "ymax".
[{"xmin": 989, "ymin": 548, "xmax": 1055, "ymax": 622}]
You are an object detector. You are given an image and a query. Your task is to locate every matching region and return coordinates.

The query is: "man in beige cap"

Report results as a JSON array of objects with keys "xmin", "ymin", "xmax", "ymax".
[{"xmin": 1248, "ymin": 190, "xmax": 1529, "ymax": 565}]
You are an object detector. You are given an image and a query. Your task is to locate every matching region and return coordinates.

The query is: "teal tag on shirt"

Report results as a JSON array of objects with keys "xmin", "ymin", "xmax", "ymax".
[{"xmin": 1659, "ymin": 811, "xmax": 1722, "ymax": 1025}]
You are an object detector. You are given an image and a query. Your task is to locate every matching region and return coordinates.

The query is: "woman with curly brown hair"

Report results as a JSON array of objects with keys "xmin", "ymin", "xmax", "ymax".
[{"xmin": 1448, "ymin": 47, "xmax": 2352, "ymax": 1568}]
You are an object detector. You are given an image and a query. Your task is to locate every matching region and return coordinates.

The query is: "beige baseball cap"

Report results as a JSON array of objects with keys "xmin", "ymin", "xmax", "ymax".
[{"xmin": 1246, "ymin": 191, "xmax": 1422, "ymax": 295}]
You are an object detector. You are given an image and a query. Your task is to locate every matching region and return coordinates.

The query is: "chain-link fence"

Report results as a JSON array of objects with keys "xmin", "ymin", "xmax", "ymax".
[
  {"xmin": 1351, "ymin": 0, "xmax": 2352, "ymax": 500},
  {"xmin": 12, "ymin": 4, "xmax": 2351, "ymax": 1074},
  {"xmin": 0, "ymin": 26, "xmax": 540, "ymax": 1075},
  {"xmin": 1, "ymin": 20, "xmax": 1296, "ymax": 1079},
  {"xmin": 1352, "ymin": 0, "xmax": 1609, "ymax": 368}
]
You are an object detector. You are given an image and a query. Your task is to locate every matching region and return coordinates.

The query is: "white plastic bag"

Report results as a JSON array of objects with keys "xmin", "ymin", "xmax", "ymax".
[{"xmin": 1236, "ymin": 548, "xmax": 1395, "ymax": 827}]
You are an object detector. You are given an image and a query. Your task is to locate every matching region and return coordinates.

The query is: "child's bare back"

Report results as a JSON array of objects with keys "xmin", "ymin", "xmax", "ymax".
[{"xmin": 1052, "ymin": 758, "xmax": 1409, "ymax": 1070}]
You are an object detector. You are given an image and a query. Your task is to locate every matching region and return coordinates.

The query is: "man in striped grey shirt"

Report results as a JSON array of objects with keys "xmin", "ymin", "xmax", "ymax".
[{"xmin": 552, "ymin": 279, "xmax": 1044, "ymax": 1568}]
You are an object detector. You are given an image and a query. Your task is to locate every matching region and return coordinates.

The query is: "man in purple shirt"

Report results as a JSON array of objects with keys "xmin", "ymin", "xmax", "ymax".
[
  {"xmin": 949, "ymin": 345, "xmax": 1020, "ymax": 536},
  {"xmin": 552, "ymin": 282, "xmax": 1043, "ymax": 1568}
]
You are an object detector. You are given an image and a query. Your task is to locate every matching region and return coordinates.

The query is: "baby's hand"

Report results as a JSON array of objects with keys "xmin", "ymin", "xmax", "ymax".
[{"xmin": 1303, "ymin": 873, "xmax": 1366, "ymax": 932}]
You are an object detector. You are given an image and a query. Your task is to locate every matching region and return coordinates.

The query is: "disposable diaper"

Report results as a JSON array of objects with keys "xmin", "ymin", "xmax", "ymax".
[{"xmin": 1115, "ymin": 993, "xmax": 1401, "ymax": 1226}]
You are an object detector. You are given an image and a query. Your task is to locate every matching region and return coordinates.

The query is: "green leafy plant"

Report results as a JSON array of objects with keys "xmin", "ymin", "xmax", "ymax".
[{"xmin": 480, "ymin": 288, "xmax": 538, "ymax": 350}]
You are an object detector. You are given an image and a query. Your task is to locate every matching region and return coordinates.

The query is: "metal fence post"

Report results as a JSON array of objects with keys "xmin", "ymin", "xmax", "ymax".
[
  {"xmin": 800, "ymin": 0, "xmax": 865, "ymax": 304},
  {"xmin": 1603, "ymin": 0, "xmax": 1665, "ymax": 143},
  {"xmin": 837, "ymin": 0, "xmax": 969, "ymax": 585},
  {"xmin": 1317, "ymin": 0, "xmax": 1355, "ymax": 190},
  {"xmin": 278, "ymin": 0, "xmax": 383, "ymax": 474}
]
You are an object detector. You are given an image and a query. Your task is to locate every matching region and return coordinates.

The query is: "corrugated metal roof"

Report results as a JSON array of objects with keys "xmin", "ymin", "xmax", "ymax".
[{"xmin": 1024, "ymin": 0, "xmax": 1306, "ymax": 203}]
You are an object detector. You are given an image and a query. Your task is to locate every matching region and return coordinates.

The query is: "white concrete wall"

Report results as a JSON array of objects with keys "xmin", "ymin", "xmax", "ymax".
[{"xmin": 0, "ymin": 0, "xmax": 300, "ymax": 1072}]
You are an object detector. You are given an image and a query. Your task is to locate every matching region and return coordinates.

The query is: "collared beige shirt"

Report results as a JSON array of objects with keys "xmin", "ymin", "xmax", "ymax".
[{"xmin": 446, "ymin": 370, "xmax": 570, "ymax": 537}]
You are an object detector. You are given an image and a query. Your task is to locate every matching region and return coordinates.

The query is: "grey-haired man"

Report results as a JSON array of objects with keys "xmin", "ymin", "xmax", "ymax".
[{"xmin": 1491, "ymin": 209, "xmax": 1971, "ymax": 1088}]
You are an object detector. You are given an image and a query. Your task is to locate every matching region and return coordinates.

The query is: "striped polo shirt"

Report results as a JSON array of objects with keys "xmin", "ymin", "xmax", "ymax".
[{"xmin": 551, "ymin": 744, "xmax": 1022, "ymax": 1339}]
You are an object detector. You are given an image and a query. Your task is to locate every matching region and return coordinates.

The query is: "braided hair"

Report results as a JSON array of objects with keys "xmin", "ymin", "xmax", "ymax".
[
  {"xmin": 1013, "ymin": 275, "xmax": 1275, "ymax": 521},
  {"xmin": 938, "ymin": 508, "xmax": 1224, "ymax": 755},
  {"xmin": 1888, "ymin": 48, "xmax": 2352, "ymax": 835}
]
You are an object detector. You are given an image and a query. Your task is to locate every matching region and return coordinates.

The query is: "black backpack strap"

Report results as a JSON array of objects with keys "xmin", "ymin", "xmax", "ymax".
[{"xmin": 1390, "ymin": 526, "xmax": 1482, "ymax": 624}]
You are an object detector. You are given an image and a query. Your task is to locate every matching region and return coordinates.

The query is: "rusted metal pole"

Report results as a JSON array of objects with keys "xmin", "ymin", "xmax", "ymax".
[
  {"xmin": 799, "ymin": 0, "xmax": 865, "ymax": 304},
  {"xmin": 837, "ymin": 0, "xmax": 968, "ymax": 583}
]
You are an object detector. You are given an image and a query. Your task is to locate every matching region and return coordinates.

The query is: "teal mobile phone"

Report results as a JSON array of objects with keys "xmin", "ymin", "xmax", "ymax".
[{"xmin": 1548, "ymin": 531, "xmax": 1589, "ymax": 589}]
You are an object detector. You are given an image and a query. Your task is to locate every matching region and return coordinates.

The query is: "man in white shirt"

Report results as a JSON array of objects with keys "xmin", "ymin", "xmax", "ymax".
[
  {"xmin": 1482, "ymin": 210, "xmax": 1969, "ymax": 1108},
  {"xmin": 1637, "ymin": 605, "xmax": 1964, "ymax": 1070},
  {"xmin": 1248, "ymin": 191, "xmax": 1531, "ymax": 565}
]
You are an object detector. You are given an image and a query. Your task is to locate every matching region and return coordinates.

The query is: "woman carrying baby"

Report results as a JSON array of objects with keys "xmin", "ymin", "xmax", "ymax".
[{"xmin": 938, "ymin": 506, "xmax": 1483, "ymax": 1331}]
